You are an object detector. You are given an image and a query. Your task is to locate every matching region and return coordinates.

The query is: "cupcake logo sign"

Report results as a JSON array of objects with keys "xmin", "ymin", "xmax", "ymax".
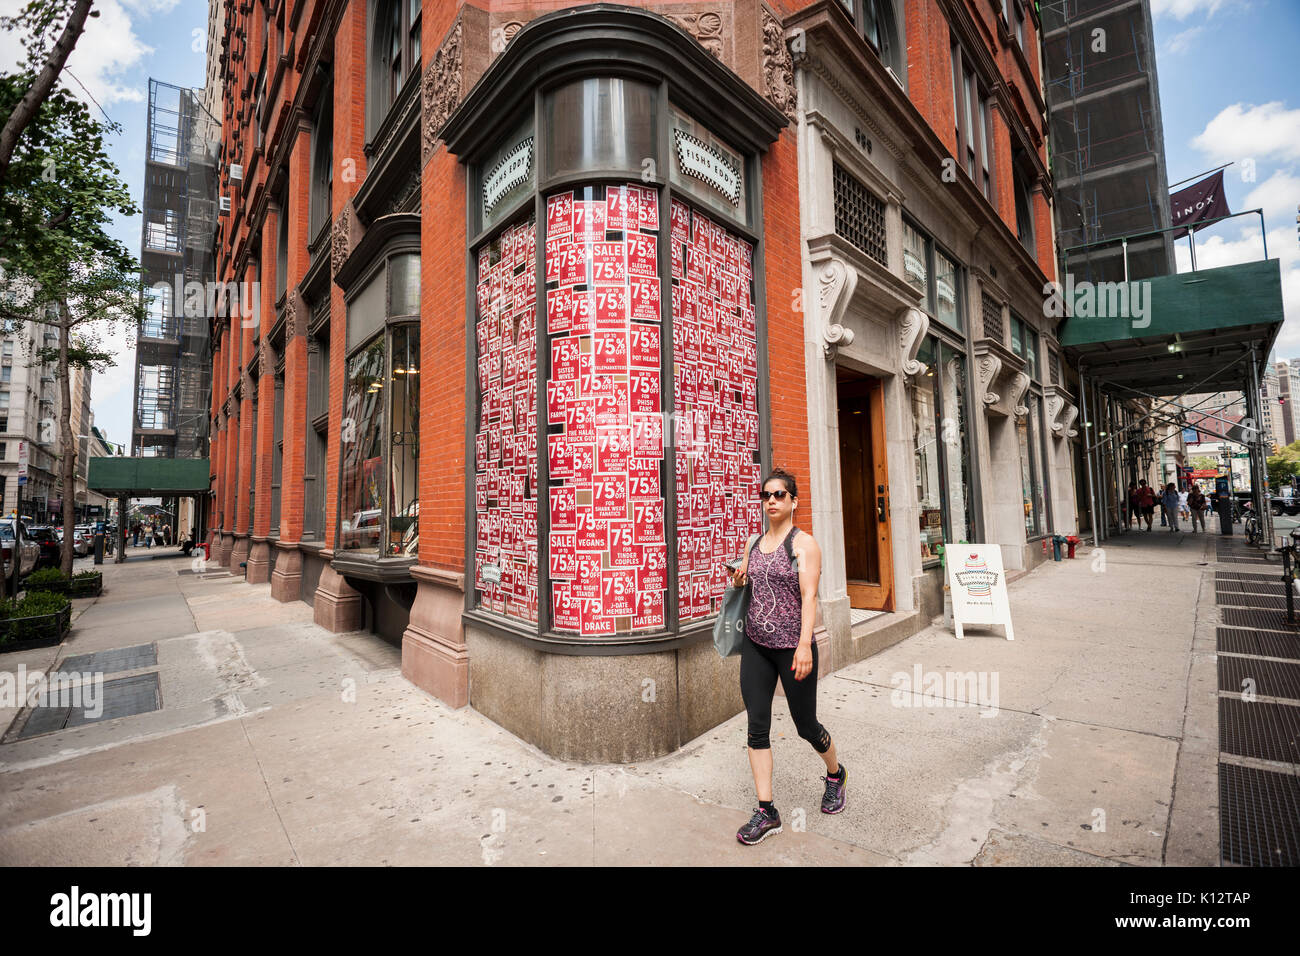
[
  {"xmin": 947, "ymin": 544, "xmax": 1014, "ymax": 641},
  {"xmin": 953, "ymin": 553, "xmax": 998, "ymax": 598}
]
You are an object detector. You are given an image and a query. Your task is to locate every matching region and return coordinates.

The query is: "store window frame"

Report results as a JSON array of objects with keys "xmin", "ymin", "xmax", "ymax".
[
  {"xmin": 901, "ymin": 217, "xmax": 964, "ymax": 333},
  {"xmin": 331, "ymin": 221, "xmax": 422, "ymax": 567},
  {"xmin": 460, "ymin": 83, "xmax": 772, "ymax": 650}
]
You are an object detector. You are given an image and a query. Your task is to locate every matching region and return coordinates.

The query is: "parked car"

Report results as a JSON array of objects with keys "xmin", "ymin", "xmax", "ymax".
[
  {"xmin": 72, "ymin": 525, "xmax": 94, "ymax": 557},
  {"xmin": 26, "ymin": 526, "xmax": 59, "ymax": 569},
  {"xmin": 0, "ymin": 518, "xmax": 41, "ymax": 592}
]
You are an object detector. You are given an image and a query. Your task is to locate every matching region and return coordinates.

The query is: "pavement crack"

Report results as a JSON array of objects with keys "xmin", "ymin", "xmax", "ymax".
[{"xmin": 236, "ymin": 715, "xmax": 301, "ymax": 865}]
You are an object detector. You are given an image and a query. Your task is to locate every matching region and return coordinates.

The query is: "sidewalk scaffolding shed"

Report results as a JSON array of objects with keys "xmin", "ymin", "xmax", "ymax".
[
  {"xmin": 1059, "ymin": 259, "xmax": 1285, "ymax": 544},
  {"xmin": 87, "ymin": 458, "xmax": 211, "ymax": 561}
]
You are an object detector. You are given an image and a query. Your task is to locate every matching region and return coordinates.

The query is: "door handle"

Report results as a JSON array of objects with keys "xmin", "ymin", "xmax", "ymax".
[{"xmin": 877, "ymin": 494, "xmax": 887, "ymax": 524}]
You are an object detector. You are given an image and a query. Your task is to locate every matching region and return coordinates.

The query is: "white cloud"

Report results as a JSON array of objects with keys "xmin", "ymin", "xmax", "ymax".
[
  {"xmin": 1243, "ymin": 168, "xmax": 1300, "ymax": 229},
  {"xmin": 0, "ymin": 0, "xmax": 153, "ymax": 111},
  {"xmin": 1191, "ymin": 102, "xmax": 1300, "ymax": 166},
  {"xmin": 1151, "ymin": 0, "xmax": 1241, "ymax": 20},
  {"xmin": 1163, "ymin": 25, "xmax": 1204, "ymax": 55}
]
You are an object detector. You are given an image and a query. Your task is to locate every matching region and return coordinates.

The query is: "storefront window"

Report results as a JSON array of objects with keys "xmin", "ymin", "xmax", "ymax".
[
  {"xmin": 1018, "ymin": 397, "xmax": 1044, "ymax": 537},
  {"xmin": 473, "ymin": 216, "xmax": 539, "ymax": 623},
  {"xmin": 671, "ymin": 197, "xmax": 761, "ymax": 622},
  {"xmin": 913, "ymin": 339, "xmax": 942, "ymax": 563},
  {"xmin": 934, "ymin": 249, "xmax": 960, "ymax": 331},
  {"xmin": 545, "ymin": 182, "xmax": 669, "ymax": 636},
  {"xmin": 903, "ymin": 220, "xmax": 927, "ymax": 301},
  {"xmin": 911, "ymin": 337, "xmax": 975, "ymax": 565},
  {"xmin": 940, "ymin": 342, "xmax": 975, "ymax": 543},
  {"xmin": 338, "ymin": 252, "xmax": 422, "ymax": 556}
]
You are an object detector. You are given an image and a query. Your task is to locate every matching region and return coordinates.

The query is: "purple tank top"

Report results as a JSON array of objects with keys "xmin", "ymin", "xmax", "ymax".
[{"xmin": 745, "ymin": 528, "xmax": 803, "ymax": 649}]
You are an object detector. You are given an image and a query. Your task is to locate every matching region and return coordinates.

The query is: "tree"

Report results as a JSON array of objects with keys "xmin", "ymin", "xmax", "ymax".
[
  {"xmin": 0, "ymin": 76, "xmax": 142, "ymax": 578},
  {"xmin": 0, "ymin": 0, "xmax": 97, "ymax": 203},
  {"xmin": 1267, "ymin": 456, "xmax": 1298, "ymax": 490}
]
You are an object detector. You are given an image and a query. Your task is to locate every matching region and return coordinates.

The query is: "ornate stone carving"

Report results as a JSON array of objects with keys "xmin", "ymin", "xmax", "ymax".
[
  {"xmin": 1011, "ymin": 372, "xmax": 1031, "ymax": 419},
  {"xmin": 977, "ymin": 354, "xmax": 1002, "ymax": 406},
  {"xmin": 285, "ymin": 289, "xmax": 301, "ymax": 339},
  {"xmin": 898, "ymin": 307, "xmax": 929, "ymax": 377},
  {"xmin": 666, "ymin": 11, "xmax": 724, "ymax": 59},
  {"xmin": 1061, "ymin": 403, "xmax": 1079, "ymax": 438},
  {"xmin": 1046, "ymin": 392, "xmax": 1065, "ymax": 434},
  {"xmin": 815, "ymin": 254, "xmax": 857, "ymax": 359},
  {"xmin": 330, "ymin": 205, "xmax": 351, "ymax": 275},
  {"xmin": 422, "ymin": 16, "xmax": 464, "ymax": 162},
  {"xmin": 761, "ymin": 7, "xmax": 796, "ymax": 121}
]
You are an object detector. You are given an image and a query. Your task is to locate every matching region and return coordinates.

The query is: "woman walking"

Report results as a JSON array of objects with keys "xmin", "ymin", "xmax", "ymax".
[
  {"xmin": 727, "ymin": 467, "xmax": 845, "ymax": 846},
  {"xmin": 1127, "ymin": 482, "xmax": 1140, "ymax": 529},
  {"xmin": 1137, "ymin": 480, "xmax": 1156, "ymax": 531},
  {"xmin": 1162, "ymin": 483, "xmax": 1181, "ymax": 532}
]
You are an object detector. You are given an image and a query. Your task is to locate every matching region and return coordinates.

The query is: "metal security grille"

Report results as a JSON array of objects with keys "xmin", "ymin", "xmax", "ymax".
[
  {"xmin": 1049, "ymin": 348, "xmax": 1062, "ymax": 385},
  {"xmin": 982, "ymin": 293, "xmax": 1004, "ymax": 343},
  {"xmin": 832, "ymin": 163, "xmax": 887, "ymax": 266}
]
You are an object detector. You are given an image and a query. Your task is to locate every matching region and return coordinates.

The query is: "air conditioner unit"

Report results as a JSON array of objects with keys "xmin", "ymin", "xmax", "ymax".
[
  {"xmin": 219, "ymin": 196, "xmax": 231, "ymax": 213},
  {"xmin": 229, "ymin": 163, "xmax": 244, "ymax": 182}
]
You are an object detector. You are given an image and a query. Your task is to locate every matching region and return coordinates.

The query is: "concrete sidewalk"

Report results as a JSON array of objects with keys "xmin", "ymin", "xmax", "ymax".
[{"xmin": 0, "ymin": 532, "xmax": 1221, "ymax": 866}]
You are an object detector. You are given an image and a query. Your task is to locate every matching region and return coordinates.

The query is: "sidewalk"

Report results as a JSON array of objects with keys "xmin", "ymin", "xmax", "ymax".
[{"xmin": 0, "ymin": 533, "xmax": 1223, "ymax": 866}]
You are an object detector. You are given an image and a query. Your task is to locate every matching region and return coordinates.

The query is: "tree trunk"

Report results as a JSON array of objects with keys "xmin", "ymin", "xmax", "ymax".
[
  {"xmin": 59, "ymin": 301, "xmax": 74, "ymax": 576},
  {"xmin": 0, "ymin": 0, "xmax": 97, "ymax": 198}
]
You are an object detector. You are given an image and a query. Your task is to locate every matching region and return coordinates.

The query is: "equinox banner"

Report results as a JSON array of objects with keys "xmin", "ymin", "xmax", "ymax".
[{"xmin": 1170, "ymin": 169, "xmax": 1229, "ymax": 239}]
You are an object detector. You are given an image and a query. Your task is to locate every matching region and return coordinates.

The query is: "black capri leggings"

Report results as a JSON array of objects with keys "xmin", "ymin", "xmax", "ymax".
[{"xmin": 740, "ymin": 637, "xmax": 831, "ymax": 753}]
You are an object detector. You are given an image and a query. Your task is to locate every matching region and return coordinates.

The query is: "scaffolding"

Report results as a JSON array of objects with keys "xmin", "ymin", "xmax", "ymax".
[
  {"xmin": 134, "ymin": 79, "xmax": 219, "ymax": 462},
  {"xmin": 1042, "ymin": 0, "xmax": 1177, "ymax": 284}
]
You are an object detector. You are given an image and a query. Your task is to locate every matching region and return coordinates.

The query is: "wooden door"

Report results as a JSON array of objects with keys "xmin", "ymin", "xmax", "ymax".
[{"xmin": 837, "ymin": 375, "xmax": 894, "ymax": 611}]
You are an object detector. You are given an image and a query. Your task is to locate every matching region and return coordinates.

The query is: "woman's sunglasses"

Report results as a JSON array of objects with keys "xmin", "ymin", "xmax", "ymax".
[{"xmin": 759, "ymin": 490, "xmax": 791, "ymax": 501}]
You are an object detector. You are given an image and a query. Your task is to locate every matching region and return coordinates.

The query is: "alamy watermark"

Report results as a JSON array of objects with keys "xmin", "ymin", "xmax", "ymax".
[
  {"xmin": 890, "ymin": 664, "xmax": 1000, "ymax": 717},
  {"xmin": 1043, "ymin": 275, "xmax": 1151, "ymax": 328},
  {"xmin": 0, "ymin": 665, "xmax": 103, "ymax": 719}
]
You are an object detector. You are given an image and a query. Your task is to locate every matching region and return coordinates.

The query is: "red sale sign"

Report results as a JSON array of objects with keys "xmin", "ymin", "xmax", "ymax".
[
  {"xmin": 628, "ymin": 459, "xmax": 660, "ymax": 499},
  {"xmin": 593, "ymin": 284, "xmax": 627, "ymax": 328},
  {"xmin": 606, "ymin": 185, "xmax": 636, "ymax": 232},
  {"xmin": 592, "ymin": 330, "xmax": 627, "ymax": 373},
  {"xmin": 632, "ymin": 497, "xmax": 664, "ymax": 543},
  {"xmin": 556, "ymin": 242, "xmax": 587, "ymax": 286},
  {"xmin": 634, "ymin": 184, "xmax": 658, "ymax": 231},
  {"xmin": 601, "ymin": 568, "xmax": 637, "ymax": 617},
  {"xmin": 547, "ymin": 191, "xmax": 574, "ymax": 238},
  {"xmin": 547, "ymin": 376, "xmax": 576, "ymax": 422},
  {"xmin": 593, "ymin": 473, "xmax": 628, "ymax": 520},
  {"xmin": 629, "ymin": 367, "xmax": 659, "ymax": 415},
  {"xmin": 547, "ymin": 286, "xmax": 571, "ymax": 334},
  {"xmin": 628, "ymin": 323, "xmax": 659, "ymax": 369},
  {"xmin": 638, "ymin": 543, "xmax": 668, "ymax": 592},
  {"xmin": 670, "ymin": 200, "xmax": 690, "ymax": 242},
  {"xmin": 552, "ymin": 336, "xmax": 579, "ymax": 381},
  {"xmin": 591, "ymin": 242, "xmax": 626, "ymax": 283},
  {"xmin": 553, "ymin": 581, "xmax": 580, "ymax": 630},
  {"xmin": 572, "ymin": 200, "xmax": 607, "ymax": 240},
  {"xmin": 626, "ymin": 233, "xmax": 657, "ymax": 278},
  {"xmin": 633, "ymin": 589, "xmax": 665, "ymax": 630},
  {"xmin": 548, "ymin": 434, "xmax": 574, "ymax": 480},
  {"xmin": 629, "ymin": 277, "xmax": 660, "ymax": 322},
  {"xmin": 608, "ymin": 523, "xmax": 638, "ymax": 567},
  {"xmin": 596, "ymin": 427, "xmax": 632, "ymax": 474},
  {"xmin": 631, "ymin": 412, "xmax": 664, "ymax": 458},
  {"xmin": 549, "ymin": 532, "xmax": 577, "ymax": 578}
]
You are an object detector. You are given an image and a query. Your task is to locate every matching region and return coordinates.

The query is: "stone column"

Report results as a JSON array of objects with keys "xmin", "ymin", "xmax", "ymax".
[
  {"xmin": 313, "ymin": 554, "xmax": 363, "ymax": 632},
  {"xmin": 402, "ymin": 567, "xmax": 468, "ymax": 708}
]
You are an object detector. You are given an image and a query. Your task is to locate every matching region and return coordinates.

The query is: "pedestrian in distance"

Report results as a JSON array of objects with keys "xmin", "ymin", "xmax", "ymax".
[
  {"xmin": 726, "ymin": 467, "xmax": 845, "ymax": 846},
  {"xmin": 131, "ymin": 522, "xmax": 139, "ymax": 547},
  {"xmin": 1163, "ymin": 483, "xmax": 1181, "ymax": 532},
  {"xmin": 1138, "ymin": 479, "xmax": 1156, "ymax": 531},
  {"xmin": 1189, "ymin": 484, "xmax": 1208, "ymax": 533},
  {"xmin": 1127, "ymin": 482, "xmax": 1140, "ymax": 529},
  {"xmin": 1178, "ymin": 487, "xmax": 1190, "ymax": 523}
]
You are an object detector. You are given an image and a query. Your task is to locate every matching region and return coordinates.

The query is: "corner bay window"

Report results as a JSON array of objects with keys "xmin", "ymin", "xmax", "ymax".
[
  {"xmin": 472, "ymin": 183, "xmax": 762, "ymax": 637},
  {"xmin": 338, "ymin": 252, "xmax": 420, "ymax": 556}
]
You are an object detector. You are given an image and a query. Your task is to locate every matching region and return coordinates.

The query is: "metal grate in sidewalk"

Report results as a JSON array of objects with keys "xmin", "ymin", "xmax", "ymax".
[
  {"xmin": 1218, "ymin": 697, "xmax": 1300, "ymax": 763},
  {"xmin": 1218, "ymin": 655, "xmax": 1300, "ymax": 700},
  {"xmin": 1220, "ymin": 607, "xmax": 1300, "ymax": 633},
  {"xmin": 58, "ymin": 644, "xmax": 157, "ymax": 675},
  {"xmin": 1217, "ymin": 628, "xmax": 1300, "ymax": 661},
  {"xmin": 1219, "ymin": 763, "xmax": 1300, "ymax": 866},
  {"xmin": 15, "ymin": 673, "xmax": 162, "ymax": 740}
]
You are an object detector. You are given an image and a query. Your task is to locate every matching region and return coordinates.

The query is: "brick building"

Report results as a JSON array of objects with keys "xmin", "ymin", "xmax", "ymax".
[{"xmin": 210, "ymin": 0, "xmax": 1078, "ymax": 761}]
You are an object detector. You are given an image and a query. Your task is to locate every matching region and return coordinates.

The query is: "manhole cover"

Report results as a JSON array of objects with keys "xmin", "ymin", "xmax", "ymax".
[
  {"xmin": 16, "ymin": 673, "xmax": 161, "ymax": 739},
  {"xmin": 1220, "ymin": 762, "xmax": 1300, "ymax": 866}
]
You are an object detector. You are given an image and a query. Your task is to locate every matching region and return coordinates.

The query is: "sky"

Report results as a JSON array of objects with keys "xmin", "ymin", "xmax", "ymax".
[
  {"xmin": 1, "ymin": 0, "xmax": 1298, "ymax": 452},
  {"xmin": 1150, "ymin": 0, "xmax": 1300, "ymax": 355}
]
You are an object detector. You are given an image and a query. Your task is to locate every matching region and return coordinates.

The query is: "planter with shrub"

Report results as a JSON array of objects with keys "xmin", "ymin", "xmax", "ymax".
[
  {"xmin": 21, "ymin": 568, "xmax": 103, "ymax": 598},
  {"xmin": 0, "ymin": 590, "xmax": 72, "ymax": 652}
]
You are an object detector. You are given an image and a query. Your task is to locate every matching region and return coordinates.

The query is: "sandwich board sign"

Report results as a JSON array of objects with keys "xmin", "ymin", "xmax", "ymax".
[{"xmin": 948, "ymin": 544, "xmax": 1014, "ymax": 640}]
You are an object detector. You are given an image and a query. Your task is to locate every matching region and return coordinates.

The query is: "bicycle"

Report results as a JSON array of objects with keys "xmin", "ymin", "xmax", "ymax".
[
  {"xmin": 1275, "ymin": 528, "xmax": 1300, "ymax": 624},
  {"xmin": 1243, "ymin": 502, "xmax": 1263, "ymax": 547}
]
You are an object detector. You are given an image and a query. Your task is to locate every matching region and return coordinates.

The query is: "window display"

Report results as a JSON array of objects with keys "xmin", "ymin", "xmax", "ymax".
[
  {"xmin": 671, "ymin": 198, "xmax": 762, "ymax": 621},
  {"xmin": 473, "ymin": 216, "xmax": 539, "ymax": 623},
  {"xmin": 545, "ymin": 183, "xmax": 667, "ymax": 636}
]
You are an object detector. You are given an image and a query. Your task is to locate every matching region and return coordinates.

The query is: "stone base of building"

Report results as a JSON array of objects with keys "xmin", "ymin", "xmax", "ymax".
[
  {"xmin": 313, "ymin": 559, "xmax": 363, "ymax": 632},
  {"xmin": 463, "ymin": 623, "xmax": 743, "ymax": 763},
  {"xmin": 270, "ymin": 542, "xmax": 302, "ymax": 602},
  {"xmin": 401, "ymin": 567, "xmax": 469, "ymax": 709},
  {"xmin": 230, "ymin": 534, "xmax": 250, "ymax": 574},
  {"xmin": 217, "ymin": 533, "xmax": 233, "ymax": 567},
  {"xmin": 246, "ymin": 537, "xmax": 271, "ymax": 584}
]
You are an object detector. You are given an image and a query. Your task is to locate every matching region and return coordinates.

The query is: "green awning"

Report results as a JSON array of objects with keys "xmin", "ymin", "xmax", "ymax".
[
  {"xmin": 1059, "ymin": 259, "xmax": 1284, "ymax": 394},
  {"xmin": 88, "ymin": 457, "xmax": 211, "ymax": 496}
]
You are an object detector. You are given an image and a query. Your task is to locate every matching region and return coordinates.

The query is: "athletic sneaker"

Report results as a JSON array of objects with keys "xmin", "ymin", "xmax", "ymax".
[
  {"xmin": 821, "ymin": 765, "xmax": 847, "ymax": 814},
  {"xmin": 736, "ymin": 807, "xmax": 782, "ymax": 845}
]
